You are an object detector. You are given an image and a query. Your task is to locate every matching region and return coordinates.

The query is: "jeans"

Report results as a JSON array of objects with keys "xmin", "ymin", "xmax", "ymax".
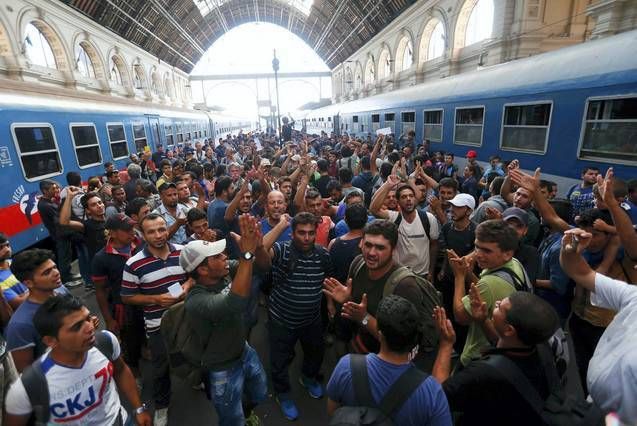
[
  {"xmin": 55, "ymin": 237, "xmax": 73, "ymax": 283},
  {"xmin": 268, "ymin": 316, "xmax": 325, "ymax": 396},
  {"xmin": 74, "ymin": 242, "xmax": 92, "ymax": 286},
  {"xmin": 208, "ymin": 344, "xmax": 268, "ymax": 426},
  {"xmin": 147, "ymin": 331, "xmax": 171, "ymax": 408}
]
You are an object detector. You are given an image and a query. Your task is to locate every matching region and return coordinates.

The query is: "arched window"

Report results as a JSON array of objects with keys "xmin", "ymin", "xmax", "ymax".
[
  {"xmin": 109, "ymin": 56, "xmax": 123, "ymax": 85},
  {"xmin": 378, "ymin": 48, "xmax": 392, "ymax": 80},
  {"xmin": 75, "ymin": 43, "xmax": 96, "ymax": 78},
  {"xmin": 428, "ymin": 21, "xmax": 445, "ymax": 60},
  {"xmin": 465, "ymin": 0, "xmax": 494, "ymax": 46},
  {"xmin": 23, "ymin": 23, "xmax": 56, "ymax": 69},
  {"xmin": 364, "ymin": 58, "xmax": 375, "ymax": 86},
  {"xmin": 398, "ymin": 38, "xmax": 413, "ymax": 71}
]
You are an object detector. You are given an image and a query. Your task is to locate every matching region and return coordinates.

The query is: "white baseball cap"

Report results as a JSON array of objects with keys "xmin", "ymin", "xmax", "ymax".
[
  {"xmin": 260, "ymin": 158, "xmax": 272, "ymax": 167},
  {"xmin": 179, "ymin": 239, "xmax": 226, "ymax": 273},
  {"xmin": 448, "ymin": 193, "xmax": 476, "ymax": 210}
]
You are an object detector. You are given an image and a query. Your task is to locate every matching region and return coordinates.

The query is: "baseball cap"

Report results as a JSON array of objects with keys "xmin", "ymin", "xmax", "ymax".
[
  {"xmin": 105, "ymin": 213, "xmax": 136, "ymax": 231},
  {"xmin": 448, "ymin": 193, "xmax": 476, "ymax": 210},
  {"xmin": 179, "ymin": 239, "xmax": 227, "ymax": 273},
  {"xmin": 502, "ymin": 207, "xmax": 529, "ymax": 226},
  {"xmin": 260, "ymin": 158, "xmax": 272, "ymax": 167},
  {"xmin": 466, "ymin": 150, "xmax": 477, "ymax": 158}
]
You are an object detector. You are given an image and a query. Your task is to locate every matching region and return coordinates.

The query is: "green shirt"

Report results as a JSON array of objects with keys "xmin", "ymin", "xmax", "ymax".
[
  {"xmin": 184, "ymin": 260, "xmax": 248, "ymax": 370},
  {"xmin": 460, "ymin": 259, "xmax": 522, "ymax": 366}
]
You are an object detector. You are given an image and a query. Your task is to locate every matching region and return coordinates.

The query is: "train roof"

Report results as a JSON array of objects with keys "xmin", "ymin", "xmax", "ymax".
[{"xmin": 310, "ymin": 29, "xmax": 637, "ymax": 116}]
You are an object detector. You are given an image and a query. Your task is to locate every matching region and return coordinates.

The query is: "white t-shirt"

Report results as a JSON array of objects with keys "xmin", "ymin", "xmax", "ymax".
[
  {"xmin": 386, "ymin": 210, "xmax": 439, "ymax": 276},
  {"xmin": 5, "ymin": 331, "xmax": 127, "ymax": 426},
  {"xmin": 587, "ymin": 273, "xmax": 637, "ymax": 425}
]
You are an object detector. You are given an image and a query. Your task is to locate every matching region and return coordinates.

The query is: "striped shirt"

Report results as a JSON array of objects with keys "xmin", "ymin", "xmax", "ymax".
[
  {"xmin": 269, "ymin": 242, "xmax": 334, "ymax": 329},
  {"xmin": 121, "ymin": 243, "xmax": 186, "ymax": 334}
]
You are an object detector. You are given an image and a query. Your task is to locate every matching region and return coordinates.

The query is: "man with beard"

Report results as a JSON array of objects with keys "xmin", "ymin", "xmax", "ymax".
[
  {"xmin": 105, "ymin": 185, "xmax": 127, "ymax": 219},
  {"xmin": 427, "ymin": 178, "xmax": 458, "ymax": 225},
  {"xmin": 566, "ymin": 166, "xmax": 600, "ymax": 222},
  {"xmin": 259, "ymin": 213, "xmax": 334, "ymax": 421},
  {"xmin": 323, "ymin": 220, "xmax": 431, "ymax": 367},
  {"xmin": 121, "ymin": 214, "xmax": 192, "ymax": 426},
  {"xmin": 370, "ymin": 175, "xmax": 439, "ymax": 280},
  {"xmin": 225, "ymin": 180, "xmax": 257, "ymax": 258},
  {"xmin": 437, "ymin": 194, "xmax": 476, "ymax": 351},
  {"xmin": 207, "ymin": 176, "xmax": 234, "ymax": 236},
  {"xmin": 154, "ymin": 182, "xmax": 188, "ymax": 245}
]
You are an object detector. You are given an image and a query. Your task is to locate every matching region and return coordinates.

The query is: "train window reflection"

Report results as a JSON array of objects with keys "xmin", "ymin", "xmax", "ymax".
[
  {"xmin": 70, "ymin": 124, "xmax": 102, "ymax": 168},
  {"xmin": 454, "ymin": 106, "xmax": 484, "ymax": 146},
  {"xmin": 501, "ymin": 103, "xmax": 551, "ymax": 154},
  {"xmin": 132, "ymin": 123, "xmax": 148, "ymax": 154},
  {"xmin": 424, "ymin": 109, "xmax": 443, "ymax": 143},
  {"xmin": 580, "ymin": 96, "xmax": 637, "ymax": 164},
  {"xmin": 106, "ymin": 123, "xmax": 129, "ymax": 160},
  {"xmin": 11, "ymin": 124, "xmax": 63, "ymax": 181}
]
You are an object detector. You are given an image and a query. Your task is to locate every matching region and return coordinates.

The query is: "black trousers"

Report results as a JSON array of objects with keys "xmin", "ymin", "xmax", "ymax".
[
  {"xmin": 569, "ymin": 313, "xmax": 605, "ymax": 393},
  {"xmin": 268, "ymin": 316, "xmax": 325, "ymax": 396}
]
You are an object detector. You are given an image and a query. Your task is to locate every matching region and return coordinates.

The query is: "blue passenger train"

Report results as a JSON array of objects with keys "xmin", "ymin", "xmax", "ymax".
[
  {"xmin": 0, "ymin": 87, "xmax": 251, "ymax": 251},
  {"xmin": 303, "ymin": 29, "xmax": 637, "ymax": 192}
]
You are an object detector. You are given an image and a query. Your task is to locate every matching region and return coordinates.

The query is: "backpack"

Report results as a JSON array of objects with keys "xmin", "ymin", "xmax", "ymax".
[
  {"xmin": 22, "ymin": 331, "xmax": 118, "ymax": 426},
  {"xmin": 487, "ymin": 258, "xmax": 533, "ymax": 292},
  {"xmin": 356, "ymin": 174, "xmax": 380, "ymax": 208},
  {"xmin": 480, "ymin": 344, "xmax": 604, "ymax": 426},
  {"xmin": 329, "ymin": 354, "xmax": 428, "ymax": 426},
  {"xmin": 348, "ymin": 255, "xmax": 441, "ymax": 352},
  {"xmin": 161, "ymin": 301, "xmax": 208, "ymax": 389},
  {"xmin": 393, "ymin": 209, "xmax": 431, "ymax": 241}
]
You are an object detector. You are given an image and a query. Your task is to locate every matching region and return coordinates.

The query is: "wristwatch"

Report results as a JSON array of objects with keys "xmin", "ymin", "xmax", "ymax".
[
  {"xmin": 361, "ymin": 313, "xmax": 370, "ymax": 326},
  {"xmin": 135, "ymin": 403, "xmax": 148, "ymax": 415},
  {"xmin": 241, "ymin": 251, "xmax": 255, "ymax": 261}
]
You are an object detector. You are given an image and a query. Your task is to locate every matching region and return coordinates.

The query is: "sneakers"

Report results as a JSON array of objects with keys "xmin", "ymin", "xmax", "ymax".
[
  {"xmin": 299, "ymin": 376, "xmax": 324, "ymax": 399},
  {"xmin": 64, "ymin": 280, "xmax": 83, "ymax": 289},
  {"xmin": 276, "ymin": 396, "xmax": 299, "ymax": 421},
  {"xmin": 245, "ymin": 411, "xmax": 261, "ymax": 426},
  {"xmin": 154, "ymin": 407, "xmax": 168, "ymax": 426}
]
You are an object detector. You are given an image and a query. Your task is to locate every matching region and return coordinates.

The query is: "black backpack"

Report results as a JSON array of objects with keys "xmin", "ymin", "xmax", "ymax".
[
  {"xmin": 487, "ymin": 258, "xmax": 534, "ymax": 293},
  {"xmin": 329, "ymin": 355, "xmax": 428, "ymax": 426},
  {"xmin": 357, "ymin": 174, "xmax": 380, "ymax": 208},
  {"xmin": 21, "ymin": 331, "xmax": 119, "ymax": 426},
  {"xmin": 393, "ymin": 209, "xmax": 431, "ymax": 241},
  {"xmin": 481, "ymin": 344, "xmax": 604, "ymax": 426}
]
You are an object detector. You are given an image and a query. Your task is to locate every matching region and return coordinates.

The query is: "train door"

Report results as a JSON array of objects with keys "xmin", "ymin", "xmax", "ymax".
[
  {"xmin": 333, "ymin": 114, "xmax": 340, "ymax": 136},
  {"xmin": 147, "ymin": 115, "xmax": 162, "ymax": 149}
]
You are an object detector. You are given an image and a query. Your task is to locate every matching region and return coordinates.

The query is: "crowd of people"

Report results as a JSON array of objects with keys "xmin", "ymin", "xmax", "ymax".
[{"xmin": 0, "ymin": 126, "xmax": 635, "ymax": 426}]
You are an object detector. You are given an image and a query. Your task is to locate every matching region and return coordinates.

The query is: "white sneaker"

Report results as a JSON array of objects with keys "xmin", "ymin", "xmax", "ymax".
[
  {"xmin": 154, "ymin": 407, "xmax": 168, "ymax": 426},
  {"xmin": 64, "ymin": 280, "xmax": 83, "ymax": 289}
]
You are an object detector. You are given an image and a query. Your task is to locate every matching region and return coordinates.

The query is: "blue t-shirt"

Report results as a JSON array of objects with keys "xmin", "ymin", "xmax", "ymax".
[
  {"xmin": 260, "ymin": 218, "xmax": 292, "ymax": 243},
  {"xmin": 207, "ymin": 198, "xmax": 229, "ymax": 235},
  {"xmin": 0, "ymin": 269, "xmax": 28, "ymax": 303},
  {"xmin": 334, "ymin": 215, "xmax": 376, "ymax": 238},
  {"xmin": 5, "ymin": 286, "xmax": 69, "ymax": 354},
  {"xmin": 327, "ymin": 354, "xmax": 452, "ymax": 426}
]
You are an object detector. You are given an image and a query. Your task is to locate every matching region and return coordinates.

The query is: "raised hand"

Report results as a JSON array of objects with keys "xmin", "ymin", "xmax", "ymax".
[
  {"xmin": 386, "ymin": 173, "xmax": 401, "ymax": 186},
  {"xmin": 485, "ymin": 206, "xmax": 502, "ymax": 220},
  {"xmin": 507, "ymin": 159, "xmax": 520, "ymax": 173},
  {"xmin": 562, "ymin": 228, "xmax": 592, "ymax": 254},
  {"xmin": 468, "ymin": 283, "xmax": 488, "ymax": 323},
  {"xmin": 433, "ymin": 306, "xmax": 456, "ymax": 347},
  {"xmin": 233, "ymin": 214, "xmax": 260, "ymax": 254},
  {"xmin": 509, "ymin": 167, "xmax": 541, "ymax": 193},
  {"xmin": 597, "ymin": 168, "xmax": 615, "ymax": 206},
  {"xmin": 323, "ymin": 277, "xmax": 352, "ymax": 304},
  {"xmin": 341, "ymin": 293, "xmax": 368, "ymax": 323}
]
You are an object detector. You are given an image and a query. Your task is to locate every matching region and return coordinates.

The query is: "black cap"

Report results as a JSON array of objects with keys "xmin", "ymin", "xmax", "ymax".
[{"xmin": 105, "ymin": 213, "xmax": 136, "ymax": 231}]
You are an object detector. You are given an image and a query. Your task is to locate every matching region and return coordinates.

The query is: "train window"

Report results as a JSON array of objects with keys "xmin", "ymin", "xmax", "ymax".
[
  {"xmin": 372, "ymin": 114, "xmax": 380, "ymax": 123},
  {"xmin": 424, "ymin": 109, "xmax": 443, "ymax": 142},
  {"xmin": 69, "ymin": 124, "xmax": 102, "ymax": 168},
  {"xmin": 401, "ymin": 111, "xmax": 416, "ymax": 134},
  {"xmin": 579, "ymin": 96, "xmax": 637, "ymax": 163},
  {"xmin": 353, "ymin": 116, "xmax": 359, "ymax": 123},
  {"xmin": 385, "ymin": 113, "xmax": 395, "ymax": 121},
  {"xmin": 454, "ymin": 106, "xmax": 484, "ymax": 146},
  {"xmin": 11, "ymin": 124, "xmax": 63, "ymax": 181},
  {"xmin": 132, "ymin": 123, "xmax": 148, "ymax": 154},
  {"xmin": 501, "ymin": 102, "xmax": 552, "ymax": 153},
  {"xmin": 165, "ymin": 124, "xmax": 174, "ymax": 149},
  {"xmin": 106, "ymin": 123, "xmax": 129, "ymax": 160},
  {"xmin": 328, "ymin": 117, "xmax": 332, "ymax": 122}
]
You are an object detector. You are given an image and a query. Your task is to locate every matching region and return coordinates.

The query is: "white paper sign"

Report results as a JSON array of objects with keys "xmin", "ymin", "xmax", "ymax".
[
  {"xmin": 167, "ymin": 283, "xmax": 183, "ymax": 298},
  {"xmin": 254, "ymin": 137, "xmax": 263, "ymax": 151},
  {"xmin": 376, "ymin": 127, "xmax": 392, "ymax": 136}
]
